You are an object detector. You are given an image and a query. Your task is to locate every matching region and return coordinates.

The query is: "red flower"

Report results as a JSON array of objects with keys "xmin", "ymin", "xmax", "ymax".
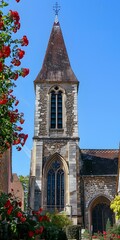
[
  {"xmin": 16, "ymin": 0, "xmax": 20, "ymax": 2},
  {"xmin": 9, "ymin": 10, "xmax": 20, "ymax": 23},
  {"xmin": 16, "ymin": 211, "xmax": 22, "ymax": 218},
  {"xmin": 13, "ymin": 138, "xmax": 20, "ymax": 145},
  {"xmin": 18, "ymin": 201, "xmax": 22, "ymax": 207},
  {"xmin": 21, "ymin": 68, "xmax": 29, "ymax": 77},
  {"xmin": 17, "ymin": 49, "xmax": 25, "ymax": 59},
  {"xmin": 43, "ymin": 215, "xmax": 50, "ymax": 222},
  {"xmin": 28, "ymin": 231, "xmax": 34, "ymax": 238},
  {"xmin": 16, "ymin": 126, "xmax": 23, "ymax": 131},
  {"xmin": 20, "ymin": 118, "xmax": 25, "ymax": 124},
  {"xmin": 39, "ymin": 226, "xmax": 44, "ymax": 234},
  {"xmin": 7, "ymin": 205, "xmax": 13, "ymax": 215},
  {"xmin": 17, "ymin": 22, "xmax": 20, "ymax": 29},
  {"xmin": 4, "ymin": 200, "xmax": 11, "ymax": 208},
  {"xmin": 8, "ymin": 89, "xmax": 13, "ymax": 94},
  {"xmin": 15, "ymin": 100, "xmax": 19, "ymax": 106},
  {"xmin": 39, "ymin": 207, "xmax": 43, "ymax": 213},
  {"xmin": 13, "ymin": 72, "xmax": 19, "ymax": 80},
  {"xmin": 2, "ymin": 45, "xmax": 11, "ymax": 58},
  {"xmin": 20, "ymin": 217, "xmax": 26, "ymax": 222},
  {"xmin": 0, "ymin": 99, "xmax": 8, "ymax": 104},
  {"xmin": 0, "ymin": 50, "xmax": 3, "ymax": 58},
  {"xmin": 21, "ymin": 35, "xmax": 29, "ymax": 46},
  {"xmin": 0, "ymin": 19, "xmax": 4, "ymax": 30},
  {"xmin": 11, "ymin": 58, "xmax": 21, "ymax": 66},
  {"xmin": 0, "ymin": 62, "xmax": 3, "ymax": 72},
  {"xmin": 35, "ymin": 226, "xmax": 44, "ymax": 234},
  {"xmin": 20, "ymin": 134, "xmax": 28, "ymax": 146},
  {"xmin": 38, "ymin": 216, "xmax": 43, "ymax": 222}
]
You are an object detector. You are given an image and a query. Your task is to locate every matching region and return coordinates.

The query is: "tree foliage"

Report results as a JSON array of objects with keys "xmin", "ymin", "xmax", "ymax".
[
  {"xmin": 19, "ymin": 175, "xmax": 29, "ymax": 212},
  {"xmin": 0, "ymin": 0, "xmax": 29, "ymax": 154},
  {"xmin": 110, "ymin": 195, "xmax": 120, "ymax": 220}
]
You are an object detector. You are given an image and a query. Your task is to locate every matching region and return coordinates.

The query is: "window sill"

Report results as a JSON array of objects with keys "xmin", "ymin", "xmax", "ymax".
[{"xmin": 49, "ymin": 128, "xmax": 64, "ymax": 132}]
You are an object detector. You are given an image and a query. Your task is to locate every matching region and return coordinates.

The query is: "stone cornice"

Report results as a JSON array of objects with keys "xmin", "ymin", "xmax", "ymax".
[{"xmin": 33, "ymin": 136, "xmax": 80, "ymax": 141}]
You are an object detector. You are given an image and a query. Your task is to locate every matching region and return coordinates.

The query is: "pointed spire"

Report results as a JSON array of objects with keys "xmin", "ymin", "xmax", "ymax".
[{"xmin": 34, "ymin": 8, "xmax": 78, "ymax": 84}]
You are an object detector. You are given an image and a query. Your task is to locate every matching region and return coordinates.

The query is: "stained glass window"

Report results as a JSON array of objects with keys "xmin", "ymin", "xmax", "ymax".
[
  {"xmin": 50, "ymin": 87, "xmax": 63, "ymax": 129},
  {"xmin": 47, "ymin": 160, "xmax": 64, "ymax": 210},
  {"xmin": 51, "ymin": 91, "xmax": 56, "ymax": 129}
]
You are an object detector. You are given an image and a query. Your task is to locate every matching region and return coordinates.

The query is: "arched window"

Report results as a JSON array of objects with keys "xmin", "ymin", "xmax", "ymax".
[
  {"xmin": 50, "ymin": 86, "xmax": 63, "ymax": 129},
  {"xmin": 47, "ymin": 160, "xmax": 64, "ymax": 210}
]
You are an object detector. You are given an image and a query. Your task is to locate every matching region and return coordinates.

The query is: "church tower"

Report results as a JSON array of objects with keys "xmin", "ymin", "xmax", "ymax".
[{"xmin": 29, "ymin": 11, "xmax": 80, "ymax": 224}]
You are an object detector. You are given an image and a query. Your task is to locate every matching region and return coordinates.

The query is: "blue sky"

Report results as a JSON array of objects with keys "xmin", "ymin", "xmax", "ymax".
[{"xmin": 7, "ymin": 0, "xmax": 120, "ymax": 176}]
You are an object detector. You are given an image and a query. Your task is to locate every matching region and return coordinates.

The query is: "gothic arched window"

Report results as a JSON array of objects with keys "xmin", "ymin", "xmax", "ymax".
[
  {"xmin": 47, "ymin": 160, "xmax": 64, "ymax": 210},
  {"xmin": 50, "ymin": 86, "xmax": 63, "ymax": 129}
]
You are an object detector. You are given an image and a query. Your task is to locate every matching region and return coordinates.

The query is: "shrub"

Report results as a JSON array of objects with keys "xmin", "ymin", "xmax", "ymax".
[{"xmin": 66, "ymin": 225, "xmax": 81, "ymax": 240}]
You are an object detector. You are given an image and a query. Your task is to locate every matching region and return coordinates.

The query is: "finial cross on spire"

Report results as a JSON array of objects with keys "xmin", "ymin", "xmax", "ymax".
[{"xmin": 53, "ymin": 2, "xmax": 60, "ymax": 16}]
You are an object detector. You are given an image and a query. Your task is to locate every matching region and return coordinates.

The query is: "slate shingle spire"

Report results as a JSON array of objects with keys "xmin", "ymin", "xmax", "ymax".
[{"xmin": 34, "ymin": 19, "xmax": 78, "ymax": 84}]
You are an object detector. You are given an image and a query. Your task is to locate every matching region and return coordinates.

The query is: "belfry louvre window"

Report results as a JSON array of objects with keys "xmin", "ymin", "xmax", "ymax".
[
  {"xmin": 47, "ymin": 160, "xmax": 64, "ymax": 210},
  {"xmin": 50, "ymin": 87, "xmax": 63, "ymax": 129}
]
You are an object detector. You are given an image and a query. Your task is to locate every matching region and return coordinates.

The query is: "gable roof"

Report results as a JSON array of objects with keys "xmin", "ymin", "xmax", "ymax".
[
  {"xmin": 34, "ymin": 21, "xmax": 78, "ymax": 84},
  {"xmin": 81, "ymin": 149, "xmax": 118, "ymax": 176}
]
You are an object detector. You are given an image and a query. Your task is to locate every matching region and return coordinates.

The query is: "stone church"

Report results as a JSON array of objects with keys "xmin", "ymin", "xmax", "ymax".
[{"xmin": 29, "ymin": 15, "xmax": 120, "ymax": 232}]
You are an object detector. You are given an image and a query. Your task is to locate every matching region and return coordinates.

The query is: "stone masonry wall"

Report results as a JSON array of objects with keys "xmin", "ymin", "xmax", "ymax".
[
  {"xmin": 34, "ymin": 83, "xmax": 78, "ymax": 138},
  {"xmin": 83, "ymin": 176, "xmax": 117, "ymax": 227}
]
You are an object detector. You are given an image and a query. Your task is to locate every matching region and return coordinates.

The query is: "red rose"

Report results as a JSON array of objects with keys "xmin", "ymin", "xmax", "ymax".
[
  {"xmin": 43, "ymin": 215, "xmax": 50, "ymax": 222},
  {"xmin": 13, "ymin": 72, "xmax": 19, "ymax": 80},
  {"xmin": 7, "ymin": 205, "xmax": 13, "ymax": 215},
  {"xmin": 38, "ymin": 216, "xmax": 43, "ymax": 222},
  {"xmin": 21, "ymin": 68, "xmax": 29, "ymax": 77},
  {"xmin": 35, "ymin": 226, "xmax": 44, "ymax": 234},
  {"xmin": 21, "ymin": 35, "xmax": 29, "ymax": 46},
  {"xmin": 13, "ymin": 138, "xmax": 20, "ymax": 145},
  {"xmin": 0, "ymin": 19, "xmax": 4, "ymax": 30},
  {"xmin": 0, "ymin": 50, "xmax": 3, "ymax": 58},
  {"xmin": 16, "ymin": 211, "xmax": 22, "ymax": 218},
  {"xmin": 15, "ymin": 100, "xmax": 19, "ymax": 106},
  {"xmin": 2, "ymin": 45, "xmax": 11, "ymax": 58},
  {"xmin": 20, "ymin": 217, "xmax": 26, "ymax": 222},
  {"xmin": 20, "ymin": 118, "xmax": 25, "ymax": 124},
  {"xmin": 18, "ymin": 201, "xmax": 22, "ymax": 207},
  {"xmin": 28, "ymin": 231, "xmax": 34, "ymax": 238},
  {"xmin": 16, "ymin": 126, "xmax": 23, "ymax": 131},
  {"xmin": 0, "ymin": 62, "xmax": 3, "ymax": 72},
  {"xmin": 0, "ymin": 99, "xmax": 8, "ymax": 104},
  {"xmin": 11, "ymin": 58, "xmax": 21, "ymax": 66},
  {"xmin": 17, "ymin": 48, "xmax": 25, "ymax": 59},
  {"xmin": 16, "ymin": 22, "xmax": 20, "ymax": 29},
  {"xmin": 4, "ymin": 200, "xmax": 11, "ymax": 208},
  {"xmin": 21, "ymin": 134, "xmax": 28, "ymax": 146},
  {"xmin": 9, "ymin": 10, "xmax": 20, "ymax": 23}
]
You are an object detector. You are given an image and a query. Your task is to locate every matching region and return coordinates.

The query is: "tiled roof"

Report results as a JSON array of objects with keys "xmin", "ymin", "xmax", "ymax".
[
  {"xmin": 34, "ymin": 21, "xmax": 78, "ymax": 84},
  {"xmin": 80, "ymin": 149, "xmax": 119, "ymax": 176}
]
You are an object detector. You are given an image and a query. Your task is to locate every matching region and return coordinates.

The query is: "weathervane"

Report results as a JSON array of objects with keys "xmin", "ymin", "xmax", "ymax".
[{"xmin": 53, "ymin": 2, "xmax": 60, "ymax": 16}]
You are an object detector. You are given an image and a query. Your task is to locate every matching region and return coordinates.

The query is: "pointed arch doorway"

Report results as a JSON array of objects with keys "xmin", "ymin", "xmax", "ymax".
[{"xmin": 90, "ymin": 196, "xmax": 114, "ymax": 233}]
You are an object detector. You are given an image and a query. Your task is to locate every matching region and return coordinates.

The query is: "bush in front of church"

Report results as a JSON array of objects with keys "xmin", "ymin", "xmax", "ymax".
[
  {"xmin": 66, "ymin": 225, "xmax": 81, "ymax": 240},
  {"xmin": 43, "ymin": 211, "xmax": 72, "ymax": 240}
]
